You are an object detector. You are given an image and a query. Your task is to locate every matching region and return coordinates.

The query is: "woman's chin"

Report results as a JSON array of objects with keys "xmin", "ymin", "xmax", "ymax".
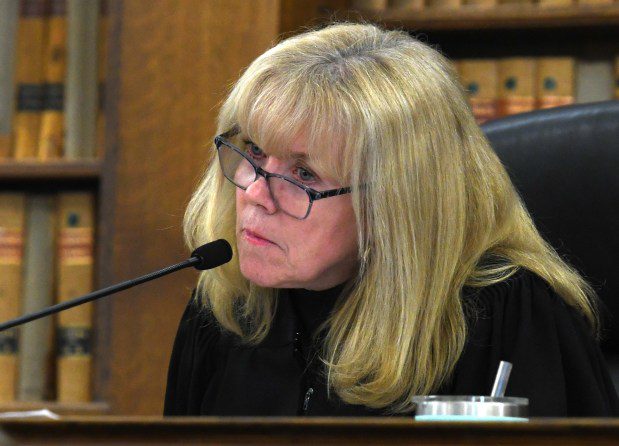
[
  {"xmin": 239, "ymin": 263, "xmax": 281, "ymax": 288},
  {"xmin": 240, "ymin": 263, "xmax": 314, "ymax": 289}
]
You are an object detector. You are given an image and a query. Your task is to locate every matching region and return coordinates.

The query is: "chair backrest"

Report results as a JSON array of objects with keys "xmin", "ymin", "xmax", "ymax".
[{"xmin": 481, "ymin": 100, "xmax": 619, "ymax": 354}]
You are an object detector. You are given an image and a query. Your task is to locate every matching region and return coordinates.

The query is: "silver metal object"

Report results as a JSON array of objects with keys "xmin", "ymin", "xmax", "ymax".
[
  {"xmin": 491, "ymin": 361, "xmax": 513, "ymax": 397},
  {"xmin": 412, "ymin": 395, "xmax": 529, "ymax": 421}
]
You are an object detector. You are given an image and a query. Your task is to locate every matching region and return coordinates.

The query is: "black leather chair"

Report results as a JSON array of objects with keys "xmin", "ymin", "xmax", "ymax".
[{"xmin": 481, "ymin": 100, "xmax": 619, "ymax": 392}]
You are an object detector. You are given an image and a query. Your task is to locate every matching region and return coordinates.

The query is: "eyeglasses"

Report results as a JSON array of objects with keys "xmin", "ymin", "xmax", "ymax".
[{"xmin": 214, "ymin": 128, "xmax": 352, "ymax": 220}]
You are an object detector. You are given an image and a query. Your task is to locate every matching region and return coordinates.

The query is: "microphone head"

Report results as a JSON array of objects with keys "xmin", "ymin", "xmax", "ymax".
[{"xmin": 191, "ymin": 239, "xmax": 233, "ymax": 270}]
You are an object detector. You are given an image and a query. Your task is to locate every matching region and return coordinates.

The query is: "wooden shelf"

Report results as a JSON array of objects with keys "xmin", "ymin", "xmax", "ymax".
[
  {"xmin": 359, "ymin": 3, "xmax": 619, "ymax": 30},
  {"xmin": 0, "ymin": 160, "xmax": 101, "ymax": 182},
  {"xmin": 0, "ymin": 401, "xmax": 110, "ymax": 416}
]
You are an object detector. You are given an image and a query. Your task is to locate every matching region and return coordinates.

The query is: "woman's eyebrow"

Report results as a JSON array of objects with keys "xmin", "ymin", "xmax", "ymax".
[
  {"xmin": 289, "ymin": 152, "xmax": 309, "ymax": 161},
  {"xmin": 242, "ymin": 136, "xmax": 311, "ymax": 162}
]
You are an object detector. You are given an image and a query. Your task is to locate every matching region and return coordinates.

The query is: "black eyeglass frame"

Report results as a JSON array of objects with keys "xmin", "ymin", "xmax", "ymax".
[{"xmin": 214, "ymin": 127, "xmax": 352, "ymax": 220}]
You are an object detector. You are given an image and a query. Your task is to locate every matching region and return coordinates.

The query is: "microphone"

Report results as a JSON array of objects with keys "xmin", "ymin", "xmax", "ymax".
[
  {"xmin": 0, "ymin": 239, "xmax": 232, "ymax": 332},
  {"xmin": 191, "ymin": 239, "xmax": 233, "ymax": 270}
]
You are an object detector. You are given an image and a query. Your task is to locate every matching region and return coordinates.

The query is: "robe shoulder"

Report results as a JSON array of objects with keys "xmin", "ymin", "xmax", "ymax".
[{"xmin": 448, "ymin": 269, "xmax": 619, "ymax": 417}]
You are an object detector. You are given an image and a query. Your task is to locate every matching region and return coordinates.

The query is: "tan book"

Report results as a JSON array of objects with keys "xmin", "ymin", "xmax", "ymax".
[
  {"xmin": 0, "ymin": 193, "xmax": 26, "ymax": 402},
  {"xmin": 537, "ymin": 57, "xmax": 575, "ymax": 109},
  {"xmin": 498, "ymin": 57, "xmax": 536, "ymax": 117},
  {"xmin": 389, "ymin": 0, "xmax": 424, "ymax": 9},
  {"xmin": 0, "ymin": 136, "xmax": 10, "ymax": 159},
  {"xmin": 38, "ymin": 0, "xmax": 67, "ymax": 160},
  {"xmin": 576, "ymin": 59, "xmax": 614, "ymax": 103},
  {"xmin": 578, "ymin": 0, "xmax": 612, "ymax": 5},
  {"xmin": 0, "ymin": 0, "xmax": 20, "ymax": 158},
  {"xmin": 65, "ymin": 0, "xmax": 99, "ymax": 159},
  {"xmin": 13, "ymin": 0, "xmax": 48, "ymax": 160},
  {"xmin": 539, "ymin": 0, "xmax": 572, "ymax": 8},
  {"xmin": 55, "ymin": 192, "xmax": 95, "ymax": 403},
  {"xmin": 18, "ymin": 194, "xmax": 55, "ymax": 401},
  {"xmin": 426, "ymin": 0, "xmax": 460, "ymax": 8},
  {"xmin": 465, "ymin": 0, "xmax": 497, "ymax": 6},
  {"xmin": 351, "ymin": 0, "xmax": 388, "ymax": 9},
  {"xmin": 458, "ymin": 59, "xmax": 499, "ymax": 124},
  {"xmin": 96, "ymin": 0, "xmax": 107, "ymax": 159}
]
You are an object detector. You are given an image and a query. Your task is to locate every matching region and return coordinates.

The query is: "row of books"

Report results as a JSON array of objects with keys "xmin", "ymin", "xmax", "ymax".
[
  {"xmin": 0, "ymin": 0, "xmax": 107, "ymax": 162},
  {"xmin": 454, "ymin": 56, "xmax": 619, "ymax": 123},
  {"xmin": 0, "ymin": 191, "xmax": 95, "ymax": 403},
  {"xmin": 352, "ymin": 0, "xmax": 618, "ymax": 10}
]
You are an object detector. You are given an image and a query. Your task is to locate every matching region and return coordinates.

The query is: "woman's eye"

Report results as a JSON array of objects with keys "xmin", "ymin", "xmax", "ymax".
[
  {"xmin": 295, "ymin": 166, "xmax": 316, "ymax": 183},
  {"xmin": 244, "ymin": 141, "xmax": 265, "ymax": 160}
]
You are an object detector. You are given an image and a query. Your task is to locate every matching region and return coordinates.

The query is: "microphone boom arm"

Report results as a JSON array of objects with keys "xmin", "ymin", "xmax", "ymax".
[{"xmin": 0, "ymin": 256, "xmax": 202, "ymax": 332}]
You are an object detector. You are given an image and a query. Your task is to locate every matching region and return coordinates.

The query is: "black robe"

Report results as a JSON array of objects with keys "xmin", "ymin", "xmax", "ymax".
[{"xmin": 163, "ymin": 269, "xmax": 619, "ymax": 416}]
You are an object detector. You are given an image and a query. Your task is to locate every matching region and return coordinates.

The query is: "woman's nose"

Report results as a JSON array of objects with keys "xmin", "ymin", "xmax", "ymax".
[{"xmin": 243, "ymin": 175, "xmax": 277, "ymax": 214}]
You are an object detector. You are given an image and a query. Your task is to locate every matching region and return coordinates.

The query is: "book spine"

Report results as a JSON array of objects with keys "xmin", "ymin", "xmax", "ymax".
[
  {"xmin": 575, "ymin": 60, "xmax": 614, "ymax": 103},
  {"xmin": 0, "ymin": 193, "xmax": 26, "ymax": 402},
  {"xmin": 18, "ymin": 194, "xmax": 55, "ymax": 401},
  {"xmin": 351, "ymin": 0, "xmax": 388, "ymax": 9},
  {"xmin": 539, "ymin": 0, "xmax": 572, "ymax": 8},
  {"xmin": 389, "ymin": 0, "xmax": 424, "ymax": 9},
  {"xmin": 498, "ymin": 0, "xmax": 533, "ymax": 4},
  {"xmin": 0, "ymin": 0, "xmax": 20, "ymax": 158},
  {"xmin": 55, "ymin": 192, "xmax": 95, "ymax": 403},
  {"xmin": 537, "ymin": 57, "xmax": 575, "ymax": 109},
  {"xmin": 38, "ymin": 0, "xmax": 67, "ymax": 160},
  {"xmin": 65, "ymin": 0, "xmax": 99, "ymax": 159},
  {"xmin": 498, "ymin": 57, "xmax": 536, "ymax": 117},
  {"xmin": 458, "ymin": 59, "xmax": 499, "ymax": 124},
  {"xmin": 13, "ymin": 0, "xmax": 48, "ymax": 160},
  {"xmin": 426, "ymin": 0, "xmax": 461, "ymax": 8},
  {"xmin": 464, "ymin": 0, "xmax": 497, "ymax": 6},
  {"xmin": 578, "ymin": 0, "xmax": 612, "ymax": 5}
]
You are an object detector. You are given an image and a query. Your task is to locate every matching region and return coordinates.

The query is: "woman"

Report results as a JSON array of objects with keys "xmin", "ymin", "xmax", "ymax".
[{"xmin": 164, "ymin": 22, "xmax": 618, "ymax": 416}]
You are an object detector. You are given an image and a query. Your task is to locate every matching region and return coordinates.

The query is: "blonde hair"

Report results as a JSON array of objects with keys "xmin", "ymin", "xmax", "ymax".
[{"xmin": 183, "ymin": 22, "xmax": 597, "ymax": 414}]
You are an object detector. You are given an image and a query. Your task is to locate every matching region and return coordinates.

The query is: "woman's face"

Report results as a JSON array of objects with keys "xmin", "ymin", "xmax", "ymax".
[{"xmin": 235, "ymin": 135, "xmax": 358, "ymax": 291}]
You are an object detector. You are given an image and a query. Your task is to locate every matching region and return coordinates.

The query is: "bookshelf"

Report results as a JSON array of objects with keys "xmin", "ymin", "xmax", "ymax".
[
  {"xmin": 0, "ymin": 0, "xmax": 105, "ymax": 415},
  {"xmin": 333, "ymin": 0, "xmax": 619, "ymax": 122},
  {"xmin": 0, "ymin": 160, "xmax": 101, "ymax": 182},
  {"xmin": 0, "ymin": 400, "xmax": 109, "ymax": 415},
  {"xmin": 358, "ymin": 3, "xmax": 619, "ymax": 29},
  {"xmin": 346, "ymin": 3, "xmax": 619, "ymax": 58}
]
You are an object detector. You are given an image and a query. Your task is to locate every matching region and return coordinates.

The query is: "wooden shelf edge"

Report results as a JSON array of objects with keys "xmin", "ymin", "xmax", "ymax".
[
  {"xmin": 356, "ymin": 3, "xmax": 619, "ymax": 30},
  {"xmin": 0, "ymin": 401, "xmax": 111, "ymax": 416},
  {"xmin": 0, "ymin": 160, "xmax": 102, "ymax": 181}
]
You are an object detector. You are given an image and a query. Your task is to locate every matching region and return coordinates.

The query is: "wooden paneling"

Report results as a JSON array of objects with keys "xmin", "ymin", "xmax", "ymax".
[
  {"xmin": 2, "ymin": 417, "xmax": 619, "ymax": 445},
  {"xmin": 104, "ymin": 0, "xmax": 280, "ymax": 415}
]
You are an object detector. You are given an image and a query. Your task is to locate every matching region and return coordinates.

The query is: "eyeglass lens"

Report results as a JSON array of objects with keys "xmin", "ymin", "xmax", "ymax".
[{"xmin": 217, "ymin": 142, "xmax": 311, "ymax": 219}]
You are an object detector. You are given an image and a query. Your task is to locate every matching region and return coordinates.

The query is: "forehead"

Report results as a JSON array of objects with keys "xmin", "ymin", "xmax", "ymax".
[
  {"xmin": 226, "ymin": 78, "xmax": 354, "ymax": 182},
  {"xmin": 269, "ymin": 137, "xmax": 311, "ymax": 163}
]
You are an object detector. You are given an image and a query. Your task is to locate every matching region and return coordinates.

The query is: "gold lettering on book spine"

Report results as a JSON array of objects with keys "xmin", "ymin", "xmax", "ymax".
[
  {"xmin": 58, "ymin": 227, "xmax": 93, "ymax": 265},
  {"xmin": 538, "ymin": 95, "xmax": 574, "ymax": 109},
  {"xmin": 0, "ymin": 228, "xmax": 24, "ymax": 265},
  {"xmin": 470, "ymin": 97, "xmax": 498, "ymax": 123},
  {"xmin": 499, "ymin": 97, "xmax": 536, "ymax": 116}
]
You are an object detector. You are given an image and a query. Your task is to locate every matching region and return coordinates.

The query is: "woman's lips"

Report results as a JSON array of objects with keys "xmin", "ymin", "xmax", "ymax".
[{"xmin": 242, "ymin": 229, "xmax": 276, "ymax": 247}]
